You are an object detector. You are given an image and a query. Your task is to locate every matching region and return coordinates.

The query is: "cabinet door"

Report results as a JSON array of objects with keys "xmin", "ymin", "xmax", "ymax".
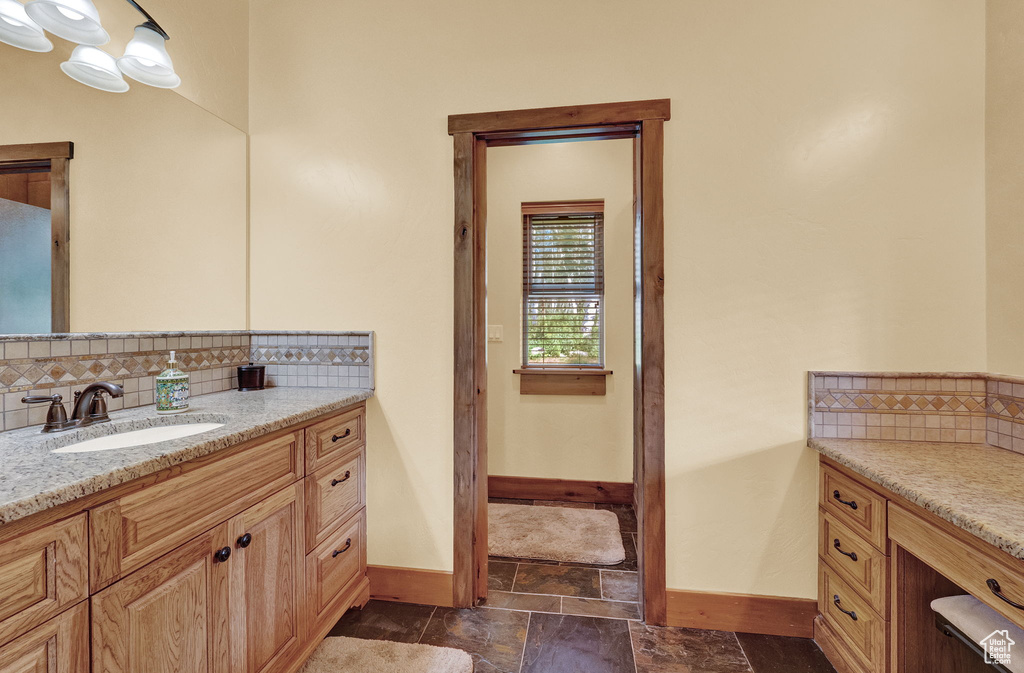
[
  {"xmin": 91, "ymin": 525, "xmax": 232, "ymax": 673},
  {"xmin": 0, "ymin": 602, "xmax": 88, "ymax": 673},
  {"xmin": 227, "ymin": 483, "xmax": 305, "ymax": 673}
]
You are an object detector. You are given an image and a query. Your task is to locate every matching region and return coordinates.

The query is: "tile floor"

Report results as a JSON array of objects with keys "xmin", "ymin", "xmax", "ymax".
[{"xmin": 329, "ymin": 498, "xmax": 837, "ymax": 673}]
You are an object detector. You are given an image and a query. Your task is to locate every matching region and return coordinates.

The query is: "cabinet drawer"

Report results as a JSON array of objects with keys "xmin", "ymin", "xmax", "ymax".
[
  {"xmin": 820, "ymin": 464, "xmax": 887, "ymax": 551},
  {"xmin": 819, "ymin": 564, "xmax": 887, "ymax": 673},
  {"xmin": 304, "ymin": 405, "xmax": 365, "ymax": 473},
  {"xmin": 889, "ymin": 502, "xmax": 1024, "ymax": 630},
  {"xmin": 305, "ymin": 449, "xmax": 365, "ymax": 552},
  {"xmin": 819, "ymin": 510, "xmax": 888, "ymax": 614},
  {"xmin": 89, "ymin": 431, "xmax": 302, "ymax": 590},
  {"xmin": 306, "ymin": 510, "xmax": 365, "ymax": 629},
  {"xmin": 0, "ymin": 602, "xmax": 89, "ymax": 673},
  {"xmin": 0, "ymin": 515, "xmax": 87, "ymax": 648}
]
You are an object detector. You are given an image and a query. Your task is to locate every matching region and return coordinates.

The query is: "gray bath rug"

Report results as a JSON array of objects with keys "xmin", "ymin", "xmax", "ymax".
[
  {"xmin": 301, "ymin": 636, "xmax": 473, "ymax": 673},
  {"xmin": 488, "ymin": 503, "xmax": 626, "ymax": 564}
]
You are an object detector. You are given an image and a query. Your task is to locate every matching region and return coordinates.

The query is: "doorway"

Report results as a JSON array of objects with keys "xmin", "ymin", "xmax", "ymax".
[{"xmin": 449, "ymin": 99, "xmax": 669, "ymax": 624}]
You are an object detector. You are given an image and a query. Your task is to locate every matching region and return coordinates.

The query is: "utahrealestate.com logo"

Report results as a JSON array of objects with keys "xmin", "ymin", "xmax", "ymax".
[{"xmin": 981, "ymin": 629, "xmax": 1015, "ymax": 666}]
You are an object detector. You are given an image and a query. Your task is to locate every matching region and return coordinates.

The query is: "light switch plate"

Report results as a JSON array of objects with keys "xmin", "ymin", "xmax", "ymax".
[{"xmin": 488, "ymin": 325, "xmax": 503, "ymax": 342}]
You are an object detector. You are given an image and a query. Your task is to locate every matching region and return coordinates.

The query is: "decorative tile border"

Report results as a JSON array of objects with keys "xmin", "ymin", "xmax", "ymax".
[
  {"xmin": 809, "ymin": 371, "xmax": 1024, "ymax": 453},
  {"xmin": 0, "ymin": 330, "xmax": 374, "ymax": 432}
]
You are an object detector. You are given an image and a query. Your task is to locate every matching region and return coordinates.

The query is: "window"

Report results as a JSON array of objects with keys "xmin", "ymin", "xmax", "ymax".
[{"xmin": 521, "ymin": 200, "xmax": 604, "ymax": 368}]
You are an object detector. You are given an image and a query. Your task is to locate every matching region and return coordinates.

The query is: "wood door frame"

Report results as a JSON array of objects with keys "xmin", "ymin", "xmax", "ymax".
[
  {"xmin": 0, "ymin": 141, "xmax": 74, "ymax": 332},
  {"xmin": 449, "ymin": 99, "xmax": 669, "ymax": 623}
]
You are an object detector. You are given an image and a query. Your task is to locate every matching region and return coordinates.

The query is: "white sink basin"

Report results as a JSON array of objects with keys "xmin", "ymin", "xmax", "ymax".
[{"xmin": 52, "ymin": 422, "xmax": 225, "ymax": 454}]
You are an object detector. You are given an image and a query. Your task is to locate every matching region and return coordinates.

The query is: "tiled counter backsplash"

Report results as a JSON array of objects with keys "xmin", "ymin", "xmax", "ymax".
[
  {"xmin": 0, "ymin": 330, "xmax": 373, "ymax": 431},
  {"xmin": 809, "ymin": 371, "xmax": 1024, "ymax": 453}
]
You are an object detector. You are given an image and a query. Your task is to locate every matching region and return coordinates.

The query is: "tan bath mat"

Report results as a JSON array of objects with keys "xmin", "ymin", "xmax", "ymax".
[
  {"xmin": 301, "ymin": 636, "xmax": 473, "ymax": 673},
  {"xmin": 488, "ymin": 503, "xmax": 625, "ymax": 564}
]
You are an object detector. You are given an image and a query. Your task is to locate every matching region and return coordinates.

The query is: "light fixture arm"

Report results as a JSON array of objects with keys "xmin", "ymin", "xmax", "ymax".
[{"xmin": 122, "ymin": 0, "xmax": 168, "ymax": 40}]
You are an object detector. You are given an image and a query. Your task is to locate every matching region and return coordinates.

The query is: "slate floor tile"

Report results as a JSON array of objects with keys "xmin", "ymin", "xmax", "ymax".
[
  {"xmin": 521, "ymin": 612, "xmax": 637, "ymax": 673},
  {"xmin": 535, "ymin": 500, "xmax": 595, "ymax": 508},
  {"xmin": 327, "ymin": 600, "xmax": 435, "ymax": 643},
  {"xmin": 419, "ymin": 607, "xmax": 529, "ymax": 673},
  {"xmin": 513, "ymin": 563, "xmax": 602, "ymax": 598},
  {"xmin": 601, "ymin": 570, "xmax": 639, "ymax": 602},
  {"xmin": 561, "ymin": 596, "xmax": 640, "ymax": 620},
  {"xmin": 489, "ymin": 561, "xmax": 518, "ymax": 591},
  {"xmin": 736, "ymin": 632, "xmax": 837, "ymax": 673},
  {"xmin": 629, "ymin": 622, "xmax": 752, "ymax": 673},
  {"xmin": 485, "ymin": 590, "xmax": 562, "ymax": 613}
]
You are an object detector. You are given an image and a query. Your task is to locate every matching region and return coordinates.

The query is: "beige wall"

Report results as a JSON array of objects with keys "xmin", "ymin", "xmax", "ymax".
[
  {"xmin": 249, "ymin": 0, "xmax": 987, "ymax": 598},
  {"xmin": 987, "ymin": 0, "xmax": 1024, "ymax": 377},
  {"xmin": 0, "ymin": 0, "xmax": 248, "ymax": 332},
  {"xmin": 486, "ymin": 141, "xmax": 633, "ymax": 483}
]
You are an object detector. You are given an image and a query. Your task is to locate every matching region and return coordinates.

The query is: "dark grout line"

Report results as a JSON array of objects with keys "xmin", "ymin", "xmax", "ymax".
[
  {"xmin": 734, "ymin": 632, "xmax": 755, "ymax": 673},
  {"xmin": 415, "ymin": 606, "xmax": 437, "ymax": 645}
]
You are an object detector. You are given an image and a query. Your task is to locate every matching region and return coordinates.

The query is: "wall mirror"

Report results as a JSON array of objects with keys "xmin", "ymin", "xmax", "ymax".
[{"xmin": 0, "ymin": 142, "xmax": 71, "ymax": 334}]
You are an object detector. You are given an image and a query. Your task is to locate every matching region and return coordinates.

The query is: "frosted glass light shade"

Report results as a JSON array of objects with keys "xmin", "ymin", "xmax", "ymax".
[
  {"xmin": 60, "ymin": 45, "xmax": 128, "ymax": 92},
  {"xmin": 25, "ymin": 0, "xmax": 107, "ymax": 45},
  {"xmin": 0, "ymin": 0, "xmax": 51, "ymax": 51},
  {"xmin": 117, "ymin": 24, "xmax": 178, "ymax": 88}
]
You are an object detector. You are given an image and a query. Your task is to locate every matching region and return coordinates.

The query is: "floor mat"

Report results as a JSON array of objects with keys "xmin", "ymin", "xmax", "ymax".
[
  {"xmin": 301, "ymin": 636, "xmax": 473, "ymax": 673},
  {"xmin": 488, "ymin": 503, "xmax": 625, "ymax": 564}
]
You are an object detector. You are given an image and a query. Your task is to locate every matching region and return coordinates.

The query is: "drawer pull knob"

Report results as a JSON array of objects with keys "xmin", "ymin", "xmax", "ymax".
[
  {"xmin": 332, "ymin": 538, "xmax": 352, "ymax": 558},
  {"xmin": 833, "ymin": 539, "xmax": 858, "ymax": 562},
  {"xmin": 832, "ymin": 490, "xmax": 858, "ymax": 510},
  {"xmin": 331, "ymin": 471, "xmax": 351, "ymax": 487},
  {"xmin": 833, "ymin": 594, "xmax": 858, "ymax": 621},
  {"xmin": 237, "ymin": 533, "xmax": 252, "ymax": 548},
  {"xmin": 213, "ymin": 547, "xmax": 232, "ymax": 563},
  {"xmin": 332, "ymin": 429, "xmax": 352, "ymax": 442},
  {"xmin": 987, "ymin": 579, "xmax": 1024, "ymax": 610}
]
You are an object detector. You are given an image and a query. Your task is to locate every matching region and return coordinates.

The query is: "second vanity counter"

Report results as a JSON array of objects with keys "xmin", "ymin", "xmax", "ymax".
[
  {"xmin": 0, "ymin": 386, "xmax": 373, "ymax": 526},
  {"xmin": 810, "ymin": 437, "xmax": 1024, "ymax": 560}
]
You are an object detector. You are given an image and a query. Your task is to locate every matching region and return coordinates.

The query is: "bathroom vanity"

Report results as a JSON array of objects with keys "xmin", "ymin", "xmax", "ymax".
[
  {"xmin": 0, "ymin": 388, "xmax": 370, "ymax": 673},
  {"xmin": 813, "ymin": 439, "xmax": 1024, "ymax": 673}
]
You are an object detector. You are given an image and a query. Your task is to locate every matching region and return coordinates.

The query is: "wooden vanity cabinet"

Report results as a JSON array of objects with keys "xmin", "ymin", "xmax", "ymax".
[
  {"xmin": 0, "ymin": 400, "xmax": 369, "ymax": 673},
  {"xmin": 816, "ymin": 461, "xmax": 890, "ymax": 673}
]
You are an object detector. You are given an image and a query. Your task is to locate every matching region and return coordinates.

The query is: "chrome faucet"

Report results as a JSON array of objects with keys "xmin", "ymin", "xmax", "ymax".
[{"xmin": 22, "ymin": 381, "xmax": 125, "ymax": 433}]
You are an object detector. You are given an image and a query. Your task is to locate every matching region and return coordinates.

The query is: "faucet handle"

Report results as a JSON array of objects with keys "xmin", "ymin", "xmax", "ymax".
[
  {"xmin": 21, "ymin": 394, "xmax": 72, "ymax": 433},
  {"xmin": 89, "ymin": 392, "xmax": 109, "ymax": 422}
]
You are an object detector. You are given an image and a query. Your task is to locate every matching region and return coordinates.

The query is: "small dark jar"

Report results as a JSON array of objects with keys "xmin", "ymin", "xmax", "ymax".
[{"xmin": 237, "ymin": 363, "xmax": 266, "ymax": 391}]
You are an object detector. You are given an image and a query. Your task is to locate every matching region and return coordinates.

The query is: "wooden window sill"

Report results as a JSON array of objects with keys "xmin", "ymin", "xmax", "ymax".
[{"xmin": 513, "ymin": 369, "xmax": 611, "ymax": 396}]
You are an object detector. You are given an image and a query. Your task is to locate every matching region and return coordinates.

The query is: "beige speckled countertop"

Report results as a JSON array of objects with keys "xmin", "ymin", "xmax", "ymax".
[
  {"xmin": 811, "ymin": 437, "xmax": 1024, "ymax": 560},
  {"xmin": 0, "ymin": 387, "xmax": 373, "ymax": 526}
]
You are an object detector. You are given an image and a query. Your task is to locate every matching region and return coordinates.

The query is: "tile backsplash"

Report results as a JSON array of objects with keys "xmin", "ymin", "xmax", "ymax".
[
  {"xmin": 0, "ymin": 330, "xmax": 373, "ymax": 432},
  {"xmin": 809, "ymin": 371, "xmax": 1024, "ymax": 453}
]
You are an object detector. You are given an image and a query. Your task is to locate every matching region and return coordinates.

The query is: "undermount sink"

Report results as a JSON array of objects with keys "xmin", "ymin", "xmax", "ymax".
[{"xmin": 52, "ymin": 422, "xmax": 226, "ymax": 454}]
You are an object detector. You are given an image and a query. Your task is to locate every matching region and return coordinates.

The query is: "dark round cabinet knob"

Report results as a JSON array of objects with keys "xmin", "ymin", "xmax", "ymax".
[
  {"xmin": 213, "ymin": 547, "xmax": 231, "ymax": 563},
  {"xmin": 237, "ymin": 533, "xmax": 253, "ymax": 549}
]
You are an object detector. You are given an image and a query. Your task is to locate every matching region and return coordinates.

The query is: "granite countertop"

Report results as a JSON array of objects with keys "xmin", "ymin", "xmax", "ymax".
[
  {"xmin": 811, "ymin": 437, "xmax": 1024, "ymax": 560},
  {"xmin": 0, "ymin": 387, "xmax": 373, "ymax": 526}
]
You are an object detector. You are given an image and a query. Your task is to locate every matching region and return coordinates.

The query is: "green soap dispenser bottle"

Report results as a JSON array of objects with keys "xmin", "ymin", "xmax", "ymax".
[{"xmin": 156, "ymin": 350, "xmax": 190, "ymax": 414}]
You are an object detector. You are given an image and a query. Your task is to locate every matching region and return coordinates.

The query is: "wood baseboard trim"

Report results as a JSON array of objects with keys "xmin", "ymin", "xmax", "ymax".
[
  {"xmin": 367, "ymin": 565, "xmax": 454, "ymax": 607},
  {"xmin": 666, "ymin": 588, "xmax": 817, "ymax": 638},
  {"xmin": 488, "ymin": 476, "xmax": 633, "ymax": 504}
]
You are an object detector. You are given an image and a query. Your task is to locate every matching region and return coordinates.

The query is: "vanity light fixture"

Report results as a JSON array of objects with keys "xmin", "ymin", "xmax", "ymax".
[
  {"xmin": 3, "ymin": 0, "xmax": 178, "ymax": 92},
  {"xmin": 0, "ymin": 0, "xmax": 52, "ymax": 52},
  {"xmin": 61, "ymin": 44, "xmax": 128, "ymax": 92}
]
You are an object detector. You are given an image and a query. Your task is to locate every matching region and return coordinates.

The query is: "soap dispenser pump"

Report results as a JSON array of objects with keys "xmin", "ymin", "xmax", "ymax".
[{"xmin": 156, "ymin": 350, "xmax": 189, "ymax": 414}]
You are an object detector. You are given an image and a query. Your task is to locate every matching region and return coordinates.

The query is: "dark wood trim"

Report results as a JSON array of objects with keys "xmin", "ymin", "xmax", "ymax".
[
  {"xmin": 520, "ymin": 199, "xmax": 604, "ymax": 216},
  {"xmin": 512, "ymin": 368, "xmax": 611, "ymax": 375},
  {"xmin": 0, "ymin": 141, "xmax": 73, "ymax": 162},
  {"xmin": 667, "ymin": 588, "xmax": 817, "ymax": 638},
  {"xmin": 488, "ymin": 476, "xmax": 632, "ymax": 505},
  {"xmin": 472, "ymin": 135, "xmax": 488, "ymax": 605},
  {"xmin": 449, "ymin": 99, "xmax": 670, "ymax": 135},
  {"xmin": 482, "ymin": 124, "xmax": 640, "ymax": 147},
  {"xmin": 452, "ymin": 132, "xmax": 478, "ymax": 609},
  {"xmin": 367, "ymin": 565, "xmax": 454, "ymax": 607},
  {"xmin": 637, "ymin": 118, "xmax": 667, "ymax": 625},
  {"xmin": 516, "ymin": 370, "xmax": 608, "ymax": 396},
  {"xmin": 450, "ymin": 99, "xmax": 669, "ymax": 619},
  {"xmin": 49, "ymin": 157, "xmax": 70, "ymax": 332}
]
